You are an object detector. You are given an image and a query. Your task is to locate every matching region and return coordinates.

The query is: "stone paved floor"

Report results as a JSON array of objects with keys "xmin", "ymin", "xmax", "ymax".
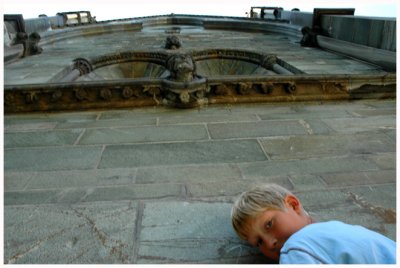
[{"xmin": 3, "ymin": 99, "xmax": 396, "ymax": 264}]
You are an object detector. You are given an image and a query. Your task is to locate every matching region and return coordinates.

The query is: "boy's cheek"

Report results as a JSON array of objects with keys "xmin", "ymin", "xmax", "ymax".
[{"xmin": 259, "ymin": 247, "xmax": 280, "ymax": 261}]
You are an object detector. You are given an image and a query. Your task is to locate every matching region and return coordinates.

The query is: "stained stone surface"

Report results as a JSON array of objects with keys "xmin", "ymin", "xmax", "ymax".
[{"xmin": 4, "ymin": 100, "xmax": 396, "ymax": 264}]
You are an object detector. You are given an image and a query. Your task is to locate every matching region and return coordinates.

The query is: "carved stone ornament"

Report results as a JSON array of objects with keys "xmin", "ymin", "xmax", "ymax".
[
  {"xmin": 74, "ymin": 88, "xmax": 89, "ymax": 101},
  {"xmin": 162, "ymin": 53, "xmax": 209, "ymax": 107},
  {"xmin": 237, "ymin": 83, "xmax": 252, "ymax": 95},
  {"xmin": 285, "ymin": 83, "xmax": 296, "ymax": 94},
  {"xmin": 300, "ymin": 26, "xmax": 319, "ymax": 47},
  {"xmin": 122, "ymin": 87, "xmax": 134, "ymax": 99},
  {"xmin": 73, "ymin": 58, "xmax": 93, "ymax": 76},
  {"xmin": 260, "ymin": 83, "xmax": 274, "ymax": 94},
  {"xmin": 25, "ymin": 92, "xmax": 39, "ymax": 104},
  {"xmin": 14, "ymin": 32, "xmax": 43, "ymax": 57},
  {"xmin": 165, "ymin": 35, "xmax": 182, "ymax": 50},
  {"xmin": 260, "ymin": 55, "xmax": 277, "ymax": 69},
  {"xmin": 100, "ymin": 88, "xmax": 112, "ymax": 100},
  {"xmin": 51, "ymin": 90, "xmax": 63, "ymax": 101}
]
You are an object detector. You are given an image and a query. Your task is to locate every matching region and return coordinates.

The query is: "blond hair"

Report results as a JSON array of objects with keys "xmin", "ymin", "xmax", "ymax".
[{"xmin": 231, "ymin": 184, "xmax": 293, "ymax": 240}]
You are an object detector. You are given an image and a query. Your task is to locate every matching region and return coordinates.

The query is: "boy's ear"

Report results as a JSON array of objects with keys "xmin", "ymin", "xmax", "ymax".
[{"xmin": 284, "ymin": 195, "xmax": 302, "ymax": 213}]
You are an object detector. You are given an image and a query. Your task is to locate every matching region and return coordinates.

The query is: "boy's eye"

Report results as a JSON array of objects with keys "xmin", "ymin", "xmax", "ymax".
[
  {"xmin": 265, "ymin": 220, "xmax": 273, "ymax": 229},
  {"xmin": 256, "ymin": 238, "xmax": 263, "ymax": 247}
]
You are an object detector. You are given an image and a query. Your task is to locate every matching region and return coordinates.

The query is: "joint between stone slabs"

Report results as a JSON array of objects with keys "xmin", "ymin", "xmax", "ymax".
[
  {"xmin": 204, "ymin": 123, "xmax": 212, "ymax": 140},
  {"xmin": 21, "ymin": 171, "xmax": 39, "ymax": 191},
  {"xmin": 182, "ymin": 184, "xmax": 191, "ymax": 199},
  {"xmin": 94, "ymin": 145, "xmax": 107, "ymax": 169},
  {"xmin": 73, "ymin": 128, "xmax": 87, "ymax": 146},
  {"xmin": 256, "ymin": 138, "xmax": 271, "ymax": 161},
  {"xmin": 131, "ymin": 201, "xmax": 145, "ymax": 264}
]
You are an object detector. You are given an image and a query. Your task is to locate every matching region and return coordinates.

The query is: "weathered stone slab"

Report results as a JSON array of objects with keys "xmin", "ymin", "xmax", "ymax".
[
  {"xmin": 5, "ymin": 190, "xmax": 59, "ymax": 205},
  {"xmin": 99, "ymin": 140, "xmax": 267, "ymax": 168},
  {"xmin": 5, "ymin": 129, "xmax": 84, "ymax": 148},
  {"xmin": 5, "ymin": 146, "xmax": 103, "ymax": 171},
  {"xmin": 55, "ymin": 117, "xmax": 156, "ymax": 129},
  {"xmin": 136, "ymin": 163, "xmax": 242, "ymax": 183},
  {"xmin": 302, "ymin": 119, "xmax": 333, "ymax": 134},
  {"xmin": 258, "ymin": 109, "xmax": 352, "ymax": 120},
  {"xmin": 322, "ymin": 116, "xmax": 395, "ymax": 134},
  {"xmin": 320, "ymin": 170, "xmax": 395, "ymax": 187},
  {"xmin": 5, "ymin": 122, "xmax": 58, "ymax": 132},
  {"xmin": 83, "ymin": 183, "xmax": 183, "ymax": 202},
  {"xmin": 239, "ymin": 156, "xmax": 379, "ymax": 179},
  {"xmin": 4, "ymin": 112, "xmax": 98, "ymax": 125},
  {"xmin": 300, "ymin": 186, "xmax": 396, "ymax": 241},
  {"xmin": 138, "ymin": 201, "xmax": 262, "ymax": 263},
  {"xmin": 367, "ymin": 153, "xmax": 396, "ymax": 170},
  {"xmin": 260, "ymin": 133, "xmax": 395, "ymax": 160},
  {"xmin": 4, "ymin": 172, "xmax": 36, "ymax": 191},
  {"xmin": 365, "ymin": 100, "xmax": 395, "ymax": 109},
  {"xmin": 24, "ymin": 168, "xmax": 137, "ymax": 190},
  {"xmin": 158, "ymin": 114, "xmax": 259, "ymax": 125},
  {"xmin": 351, "ymin": 108, "xmax": 396, "ymax": 117},
  {"xmin": 187, "ymin": 176, "xmax": 293, "ymax": 198},
  {"xmin": 4, "ymin": 201, "xmax": 137, "ymax": 264},
  {"xmin": 208, "ymin": 120, "xmax": 308, "ymax": 139},
  {"xmin": 288, "ymin": 174, "xmax": 326, "ymax": 191},
  {"xmin": 347, "ymin": 184, "xmax": 396, "ymax": 209},
  {"xmin": 78, "ymin": 125, "xmax": 209, "ymax": 145}
]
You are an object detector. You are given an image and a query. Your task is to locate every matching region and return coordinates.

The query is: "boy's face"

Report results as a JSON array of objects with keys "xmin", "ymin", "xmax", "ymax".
[{"xmin": 244, "ymin": 195, "xmax": 310, "ymax": 262}]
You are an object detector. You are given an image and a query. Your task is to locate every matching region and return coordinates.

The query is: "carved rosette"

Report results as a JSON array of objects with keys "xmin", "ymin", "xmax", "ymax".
[
  {"xmin": 161, "ymin": 78, "xmax": 209, "ymax": 108},
  {"xmin": 73, "ymin": 58, "xmax": 93, "ymax": 76}
]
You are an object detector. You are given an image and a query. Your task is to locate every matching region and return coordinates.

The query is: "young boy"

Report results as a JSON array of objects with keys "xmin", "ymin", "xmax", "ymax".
[{"xmin": 231, "ymin": 184, "xmax": 396, "ymax": 264}]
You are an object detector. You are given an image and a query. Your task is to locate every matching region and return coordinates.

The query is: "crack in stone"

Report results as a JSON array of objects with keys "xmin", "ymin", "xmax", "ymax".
[
  {"xmin": 347, "ymin": 192, "xmax": 396, "ymax": 224},
  {"xmin": 71, "ymin": 207, "xmax": 129, "ymax": 263},
  {"xmin": 6, "ymin": 227, "xmax": 68, "ymax": 264}
]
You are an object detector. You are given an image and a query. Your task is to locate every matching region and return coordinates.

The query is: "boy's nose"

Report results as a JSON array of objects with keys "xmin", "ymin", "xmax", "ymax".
[
  {"xmin": 267, "ymin": 238, "xmax": 278, "ymax": 249},
  {"xmin": 262, "ymin": 236, "xmax": 278, "ymax": 250}
]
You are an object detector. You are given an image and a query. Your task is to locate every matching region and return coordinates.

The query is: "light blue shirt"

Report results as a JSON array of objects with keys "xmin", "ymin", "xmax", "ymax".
[{"xmin": 280, "ymin": 221, "xmax": 396, "ymax": 264}]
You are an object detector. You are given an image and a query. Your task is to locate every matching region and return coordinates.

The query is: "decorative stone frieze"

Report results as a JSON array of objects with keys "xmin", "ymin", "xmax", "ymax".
[{"xmin": 3, "ymin": 74, "xmax": 396, "ymax": 113}]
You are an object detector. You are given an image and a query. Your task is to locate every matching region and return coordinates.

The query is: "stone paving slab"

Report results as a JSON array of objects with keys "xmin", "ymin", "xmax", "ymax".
[
  {"xmin": 5, "ymin": 146, "xmax": 103, "ymax": 171},
  {"xmin": 135, "ymin": 163, "xmax": 242, "ymax": 183},
  {"xmin": 321, "ymin": 116, "xmax": 395, "ymax": 134},
  {"xmin": 208, "ymin": 120, "xmax": 308, "ymax": 139},
  {"xmin": 4, "ymin": 112, "xmax": 99, "ymax": 125},
  {"xmin": 239, "ymin": 155, "xmax": 380, "ymax": 179},
  {"xmin": 55, "ymin": 117, "xmax": 157, "ymax": 130},
  {"xmin": 23, "ymin": 168, "xmax": 137, "ymax": 190},
  {"xmin": 4, "ymin": 129, "xmax": 84, "ymax": 148},
  {"xmin": 137, "ymin": 201, "xmax": 264, "ymax": 263},
  {"xmin": 4, "ymin": 172, "xmax": 36, "ymax": 191},
  {"xmin": 78, "ymin": 124, "xmax": 209, "ymax": 145},
  {"xmin": 4, "ymin": 201, "xmax": 136, "ymax": 264},
  {"xmin": 158, "ymin": 113, "xmax": 259, "ymax": 125},
  {"xmin": 98, "ymin": 140, "xmax": 267, "ymax": 168},
  {"xmin": 367, "ymin": 153, "xmax": 396, "ymax": 169},
  {"xmin": 320, "ymin": 170, "xmax": 396, "ymax": 187},
  {"xmin": 260, "ymin": 132, "xmax": 395, "ymax": 160}
]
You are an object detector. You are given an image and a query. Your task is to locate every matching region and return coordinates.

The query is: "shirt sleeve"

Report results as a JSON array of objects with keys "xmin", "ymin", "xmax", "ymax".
[{"xmin": 280, "ymin": 248, "xmax": 326, "ymax": 264}]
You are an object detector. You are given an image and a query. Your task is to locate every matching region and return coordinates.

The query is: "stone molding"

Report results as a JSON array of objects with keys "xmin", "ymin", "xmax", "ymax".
[{"xmin": 4, "ymin": 73, "xmax": 396, "ymax": 113}]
